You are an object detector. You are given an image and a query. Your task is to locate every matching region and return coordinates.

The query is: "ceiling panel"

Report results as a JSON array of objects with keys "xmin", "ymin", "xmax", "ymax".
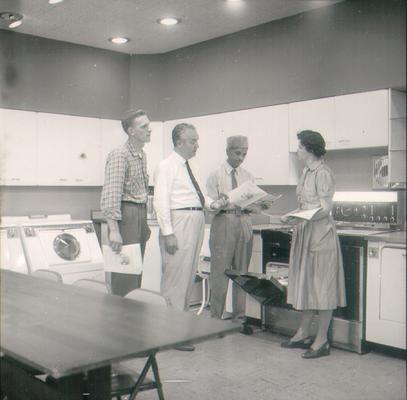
[{"xmin": 0, "ymin": 0, "xmax": 343, "ymax": 54}]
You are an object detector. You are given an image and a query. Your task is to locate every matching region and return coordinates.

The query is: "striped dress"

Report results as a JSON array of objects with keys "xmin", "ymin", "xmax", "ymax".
[{"xmin": 287, "ymin": 161, "xmax": 347, "ymax": 310}]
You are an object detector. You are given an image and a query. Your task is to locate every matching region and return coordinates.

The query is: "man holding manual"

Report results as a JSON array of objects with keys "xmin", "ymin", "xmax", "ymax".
[{"xmin": 207, "ymin": 135, "xmax": 273, "ymax": 321}]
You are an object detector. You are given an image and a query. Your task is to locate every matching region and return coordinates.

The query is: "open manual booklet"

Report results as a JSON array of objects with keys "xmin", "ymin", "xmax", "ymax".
[
  {"xmin": 281, "ymin": 207, "xmax": 322, "ymax": 221},
  {"xmin": 102, "ymin": 243, "xmax": 143, "ymax": 275},
  {"xmin": 227, "ymin": 180, "xmax": 282, "ymax": 209}
]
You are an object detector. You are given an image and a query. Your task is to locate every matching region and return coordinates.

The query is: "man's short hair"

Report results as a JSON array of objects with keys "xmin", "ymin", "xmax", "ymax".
[
  {"xmin": 226, "ymin": 135, "xmax": 248, "ymax": 150},
  {"xmin": 121, "ymin": 109, "xmax": 147, "ymax": 134},
  {"xmin": 172, "ymin": 123, "xmax": 196, "ymax": 146}
]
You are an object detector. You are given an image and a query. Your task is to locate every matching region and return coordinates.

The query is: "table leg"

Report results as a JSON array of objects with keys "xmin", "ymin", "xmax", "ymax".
[{"xmin": 85, "ymin": 365, "xmax": 111, "ymax": 400}]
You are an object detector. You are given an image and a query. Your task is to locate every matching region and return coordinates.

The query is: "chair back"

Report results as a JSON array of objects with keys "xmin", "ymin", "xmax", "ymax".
[
  {"xmin": 72, "ymin": 279, "xmax": 110, "ymax": 293},
  {"xmin": 125, "ymin": 288, "xmax": 168, "ymax": 307},
  {"xmin": 31, "ymin": 269, "xmax": 63, "ymax": 283}
]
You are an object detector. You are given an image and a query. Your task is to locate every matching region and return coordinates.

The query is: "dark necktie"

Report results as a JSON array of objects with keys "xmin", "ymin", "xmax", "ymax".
[
  {"xmin": 185, "ymin": 161, "xmax": 205, "ymax": 207},
  {"xmin": 231, "ymin": 168, "xmax": 238, "ymax": 189},
  {"xmin": 231, "ymin": 169, "xmax": 242, "ymax": 211}
]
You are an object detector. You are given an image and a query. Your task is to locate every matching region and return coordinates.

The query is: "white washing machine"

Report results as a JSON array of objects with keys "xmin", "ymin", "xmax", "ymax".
[
  {"xmin": 0, "ymin": 222, "xmax": 28, "ymax": 274},
  {"xmin": 3, "ymin": 215, "xmax": 105, "ymax": 284}
]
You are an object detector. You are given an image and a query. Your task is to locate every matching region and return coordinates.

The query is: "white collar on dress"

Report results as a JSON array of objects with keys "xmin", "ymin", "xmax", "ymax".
[{"xmin": 306, "ymin": 159, "xmax": 323, "ymax": 171}]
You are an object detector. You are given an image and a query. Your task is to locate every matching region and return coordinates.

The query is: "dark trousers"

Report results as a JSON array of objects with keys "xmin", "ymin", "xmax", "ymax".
[{"xmin": 110, "ymin": 202, "xmax": 151, "ymax": 296}]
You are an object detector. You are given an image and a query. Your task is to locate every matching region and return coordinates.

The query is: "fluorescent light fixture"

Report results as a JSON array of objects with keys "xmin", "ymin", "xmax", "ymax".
[
  {"xmin": 0, "ymin": 12, "xmax": 23, "ymax": 29},
  {"xmin": 157, "ymin": 17, "xmax": 180, "ymax": 26},
  {"xmin": 48, "ymin": 0, "xmax": 64, "ymax": 4},
  {"xmin": 109, "ymin": 37, "xmax": 130, "ymax": 44},
  {"xmin": 333, "ymin": 191, "xmax": 398, "ymax": 203}
]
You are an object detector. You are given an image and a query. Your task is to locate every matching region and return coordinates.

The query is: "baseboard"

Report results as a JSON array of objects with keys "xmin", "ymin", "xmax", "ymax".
[{"xmin": 245, "ymin": 317, "xmax": 261, "ymax": 327}]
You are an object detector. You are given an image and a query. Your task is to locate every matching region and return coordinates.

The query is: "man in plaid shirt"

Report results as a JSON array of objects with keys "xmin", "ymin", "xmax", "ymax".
[{"xmin": 101, "ymin": 109, "xmax": 152, "ymax": 296}]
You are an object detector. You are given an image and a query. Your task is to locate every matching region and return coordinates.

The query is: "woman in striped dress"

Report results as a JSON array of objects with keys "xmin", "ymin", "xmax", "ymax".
[{"xmin": 280, "ymin": 130, "xmax": 346, "ymax": 359}]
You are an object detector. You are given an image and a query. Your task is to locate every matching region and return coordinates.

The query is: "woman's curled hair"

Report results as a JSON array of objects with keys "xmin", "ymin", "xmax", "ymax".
[{"xmin": 297, "ymin": 130, "xmax": 326, "ymax": 158}]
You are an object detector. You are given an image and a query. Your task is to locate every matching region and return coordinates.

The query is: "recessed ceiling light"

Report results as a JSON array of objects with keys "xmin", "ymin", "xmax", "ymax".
[
  {"xmin": 0, "ymin": 12, "xmax": 23, "ymax": 29},
  {"xmin": 109, "ymin": 37, "xmax": 130, "ymax": 45},
  {"xmin": 225, "ymin": 0, "xmax": 244, "ymax": 5},
  {"xmin": 48, "ymin": 0, "xmax": 64, "ymax": 4},
  {"xmin": 157, "ymin": 17, "xmax": 180, "ymax": 26}
]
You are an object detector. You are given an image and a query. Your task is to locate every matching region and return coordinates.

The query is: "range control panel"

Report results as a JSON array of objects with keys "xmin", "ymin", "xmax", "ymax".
[{"xmin": 332, "ymin": 202, "xmax": 398, "ymax": 224}]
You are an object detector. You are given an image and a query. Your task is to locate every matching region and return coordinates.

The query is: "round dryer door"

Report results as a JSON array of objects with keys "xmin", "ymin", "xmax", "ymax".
[{"xmin": 53, "ymin": 233, "xmax": 80, "ymax": 261}]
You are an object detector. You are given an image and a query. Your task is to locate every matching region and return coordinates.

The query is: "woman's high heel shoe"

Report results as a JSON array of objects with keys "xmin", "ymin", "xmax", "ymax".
[
  {"xmin": 281, "ymin": 337, "xmax": 313, "ymax": 349},
  {"xmin": 301, "ymin": 341, "xmax": 330, "ymax": 359}
]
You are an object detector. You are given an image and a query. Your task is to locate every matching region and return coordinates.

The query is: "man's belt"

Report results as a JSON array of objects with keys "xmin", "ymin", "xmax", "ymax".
[
  {"xmin": 174, "ymin": 207, "xmax": 203, "ymax": 211},
  {"xmin": 122, "ymin": 201, "xmax": 147, "ymax": 207},
  {"xmin": 218, "ymin": 209, "xmax": 251, "ymax": 215}
]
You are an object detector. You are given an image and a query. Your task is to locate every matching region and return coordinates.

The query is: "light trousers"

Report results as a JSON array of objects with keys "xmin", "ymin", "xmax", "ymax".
[
  {"xmin": 209, "ymin": 214, "xmax": 253, "ymax": 318},
  {"xmin": 159, "ymin": 210, "xmax": 205, "ymax": 311}
]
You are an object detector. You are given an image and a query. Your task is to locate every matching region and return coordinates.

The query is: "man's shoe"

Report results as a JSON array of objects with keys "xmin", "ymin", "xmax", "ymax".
[
  {"xmin": 174, "ymin": 344, "xmax": 195, "ymax": 351},
  {"xmin": 302, "ymin": 342, "xmax": 330, "ymax": 359},
  {"xmin": 281, "ymin": 337, "xmax": 313, "ymax": 349},
  {"xmin": 239, "ymin": 323, "xmax": 253, "ymax": 335},
  {"xmin": 221, "ymin": 311, "xmax": 233, "ymax": 320}
]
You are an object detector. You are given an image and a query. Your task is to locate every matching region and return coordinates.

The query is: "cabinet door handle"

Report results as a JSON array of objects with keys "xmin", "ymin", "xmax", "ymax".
[
  {"xmin": 338, "ymin": 139, "xmax": 351, "ymax": 144},
  {"xmin": 75, "ymin": 178, "xmax": 84, "ymax": 182},
  {"xmin": 58, "ymin": 178, "xmax": 68, "ymax": 182},
  {"xmin": 11, "ymin": 178, "xmax": 21, "ymax": 181}
]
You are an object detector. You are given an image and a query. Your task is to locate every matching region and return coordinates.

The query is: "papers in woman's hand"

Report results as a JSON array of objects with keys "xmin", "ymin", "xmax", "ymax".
[
  {"xmin": 103, "ymin": 244, "xmax": 143, "ymax": 274},
  {"xmin": 227, "ymin": 181, "xmax": 282, "ymax": 208},
  {"xmin": 282, "ymin": 208, "xmax": 322, "ymax": 221}
]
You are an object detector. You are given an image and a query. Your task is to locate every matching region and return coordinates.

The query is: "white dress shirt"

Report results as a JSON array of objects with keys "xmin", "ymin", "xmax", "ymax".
[
  {"xmin": 206, "ymin": 162, "xmax": 255, "ymax": 210},
  {"xmin": 154, "ymin": 151, "xmax": 213, "ymax": 235}
]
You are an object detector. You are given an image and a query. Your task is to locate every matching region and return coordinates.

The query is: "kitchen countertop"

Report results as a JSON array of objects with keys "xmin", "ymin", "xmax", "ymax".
[
  {"xmin": 365, "ymin": 230, "xmax": 406, "ymax": 245},
  {"xmin": 252, "ymin": 223, "xmax": 292, "ymax": 233},
  {"xmin": 252, "ymin": 223, "xmax": 406, "ymax": 241}
]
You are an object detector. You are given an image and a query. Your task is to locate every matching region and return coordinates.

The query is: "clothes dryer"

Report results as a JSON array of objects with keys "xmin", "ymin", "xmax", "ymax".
[
  {"xmin": 15, "ymin": 215, "xmax": 105, "ymax": 284},
  {"xmin": 0, "ymin": 222, "xmax": 28, "ymax": 274}
]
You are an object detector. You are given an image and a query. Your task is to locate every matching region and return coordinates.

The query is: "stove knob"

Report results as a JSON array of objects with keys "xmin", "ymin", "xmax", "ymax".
[
  {"xmin": 361, "ymin": 214, "xmax": 367, "ymax": 220},
  {"xmin": 369, "ymin": 216, "xmax": 375, "ymax": 222},
  {"xmin": 376, "ymin": 216, "xmax": 381, "ymax": 222},
  {"xmin": 382, "ymin": 216, "xmax": 388, "ymax": 222},
  {"xmin": 390, "ymin": 216, "xmax": 396, "ymax": 223}
]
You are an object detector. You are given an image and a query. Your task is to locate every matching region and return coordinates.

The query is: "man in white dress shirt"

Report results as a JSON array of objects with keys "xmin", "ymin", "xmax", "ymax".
[{"xmin": 154, "ymin": 123, "xmax": 226, "ymax": 350}]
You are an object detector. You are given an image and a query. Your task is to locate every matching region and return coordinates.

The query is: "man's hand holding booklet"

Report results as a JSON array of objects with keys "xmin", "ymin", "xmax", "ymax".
[{"xmin": 227, "ymin": 180, "xmax": 282, "ymax": 209}]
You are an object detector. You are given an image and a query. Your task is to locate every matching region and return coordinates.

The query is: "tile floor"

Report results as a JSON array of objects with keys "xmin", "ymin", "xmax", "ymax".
[{"xmin": 122, "ymin": 327, "xmax": 406, "ymax": 400}]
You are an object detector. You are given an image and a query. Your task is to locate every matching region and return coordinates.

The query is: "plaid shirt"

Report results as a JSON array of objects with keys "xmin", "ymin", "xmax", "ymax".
[{"xmin": 101, "ymin": 140, "xmax": 149, "ymax": 220}]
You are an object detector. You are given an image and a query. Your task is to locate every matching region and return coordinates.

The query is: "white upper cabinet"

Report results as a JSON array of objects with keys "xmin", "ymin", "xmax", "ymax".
[
  {"xmin": 100, "ymin": 119, "xmax": 127, "ymax": 169},
  {"xmin": 288, "ymin": 97, "xmax": 335, "ymax": 152},
  {"xmin": 334, "ymin": 90, "xmax": 389, "ymax": 149},
  {"xmin": 289, "ymin": 90, "xmax": 390, "ymax": 151},
  {"xmin": 37, "ymin": 113, "xmax": 101, "ymax": 185},
  {"xmin": 145, "ymin": 121, "xmax": 164, "ymax": 184},
  {"xmin": 244, "ymin": 105, "xmax": 295, "ymax": 185},
  {"xmin": 0, "ymin": 109, "xmax": 38, "ymax": 185},
  {"xmin": 100, "ymin": 119, "xmax": 127, "ymax": 186}
]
